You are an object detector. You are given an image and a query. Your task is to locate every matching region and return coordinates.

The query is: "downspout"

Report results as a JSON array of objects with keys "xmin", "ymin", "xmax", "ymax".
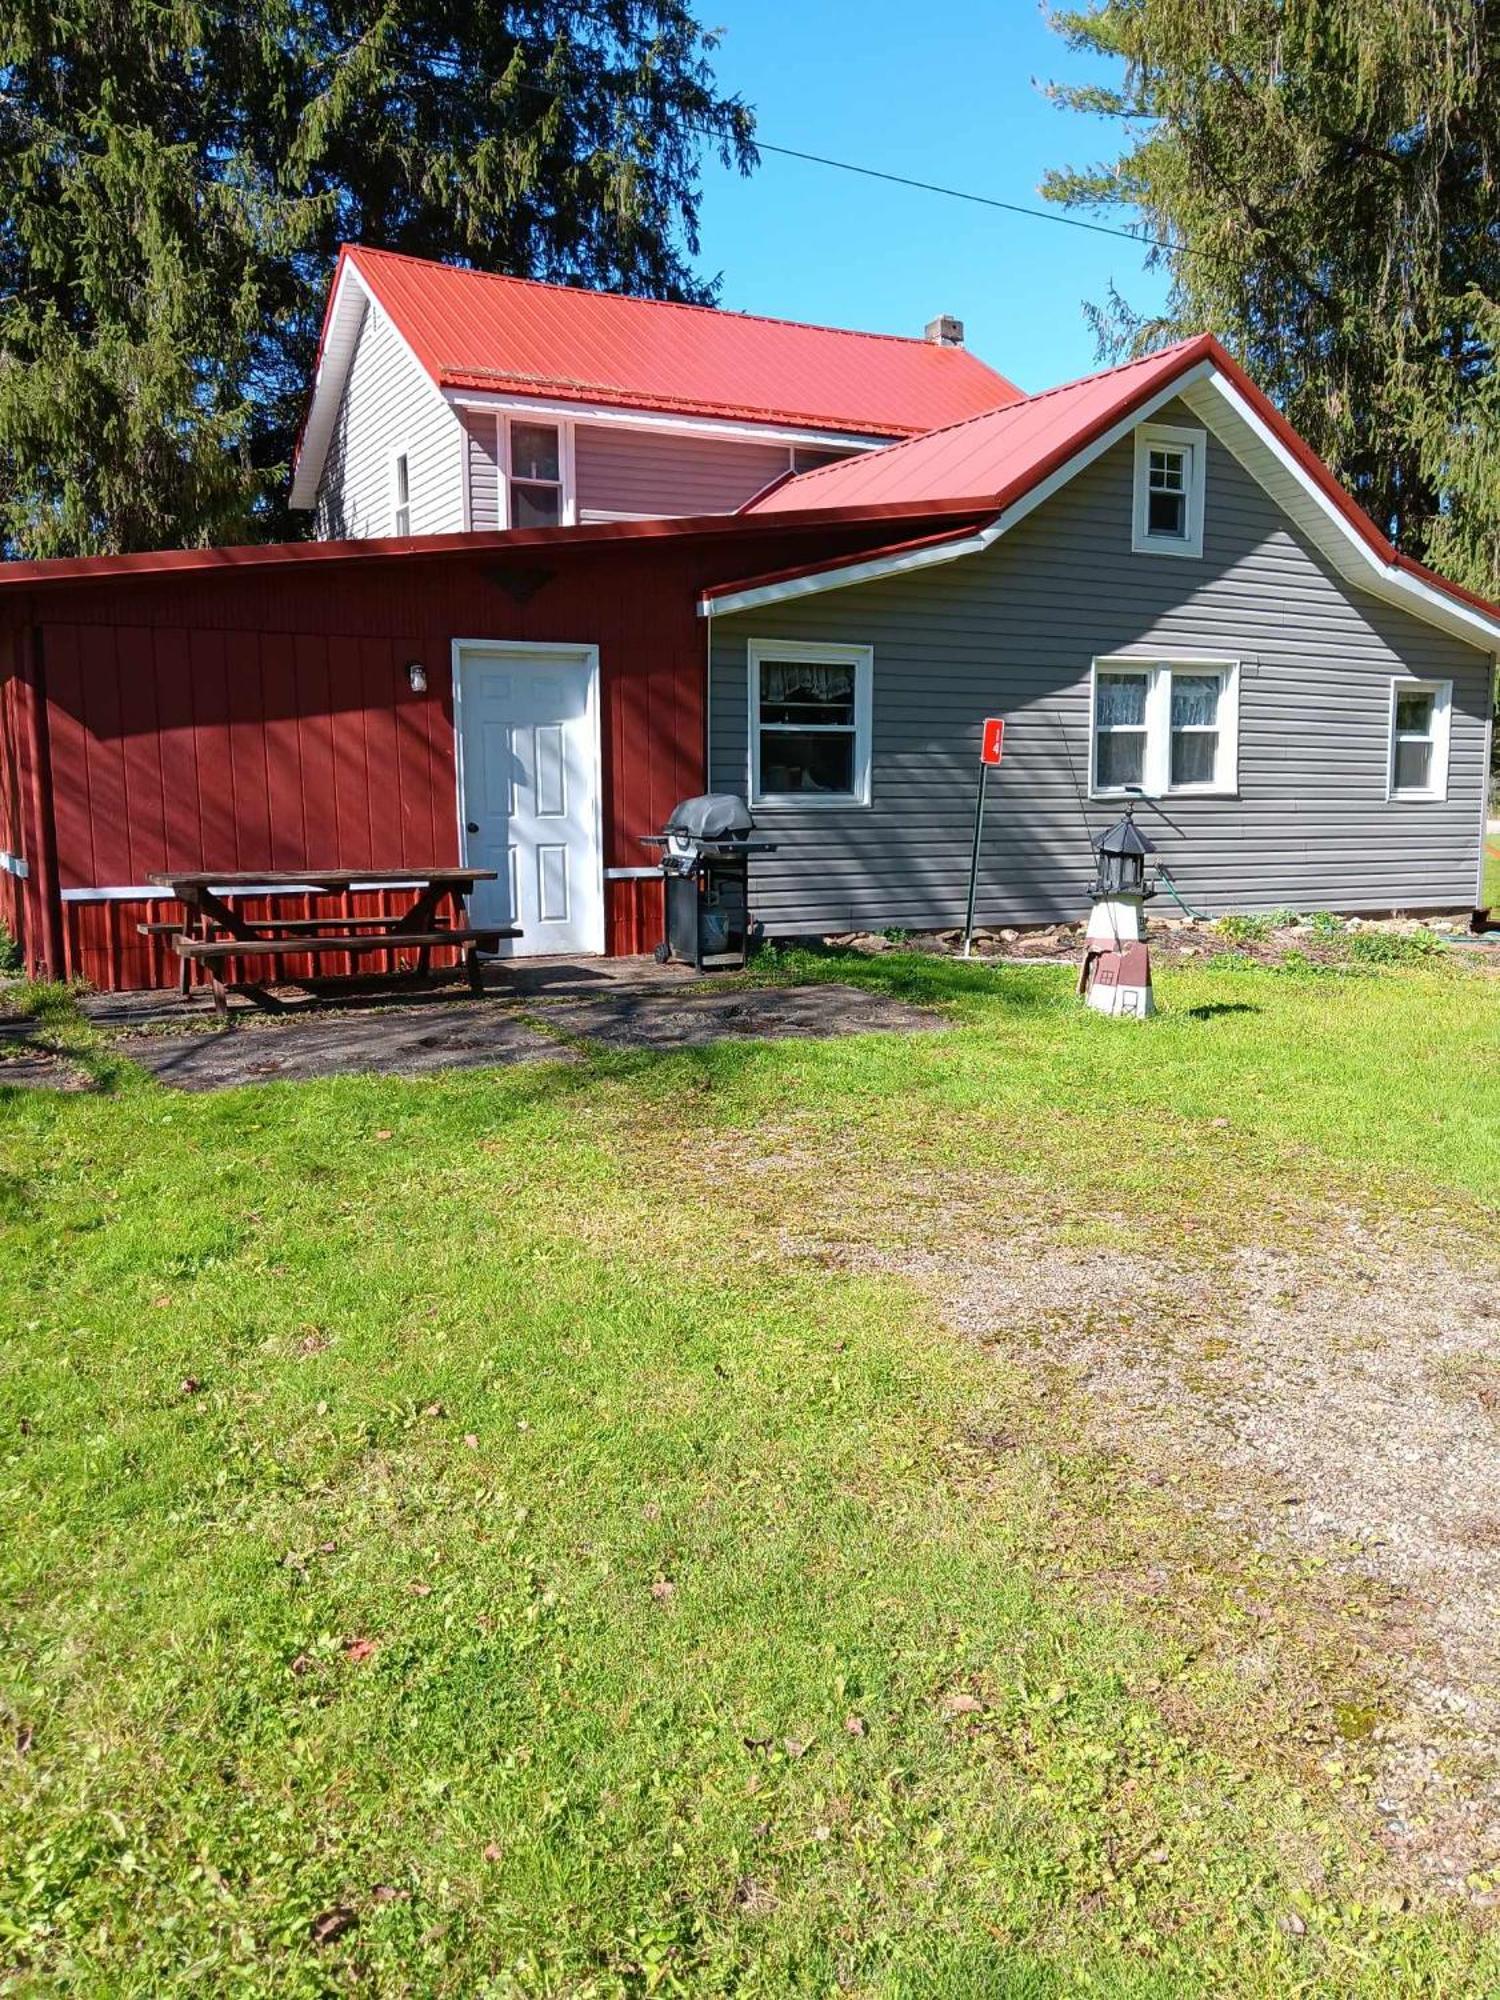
[
  {"xmin": 703, "ymin": 601, "xmax": 714, "ymax": 794},
  {"xmin": 21, "ymin": 624, "xmax": 64, "ymax": 980}
]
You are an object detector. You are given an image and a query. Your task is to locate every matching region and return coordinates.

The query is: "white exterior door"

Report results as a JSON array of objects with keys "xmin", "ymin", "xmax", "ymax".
[{"xmin": 455, "ymin": 643, "xmax": 604, "ymax": 957}]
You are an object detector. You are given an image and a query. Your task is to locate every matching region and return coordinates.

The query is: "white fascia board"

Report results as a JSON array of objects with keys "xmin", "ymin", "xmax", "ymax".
[
  {"xmin": 445, "ymin": 388, "xmax": 881, "ymax": 455},
  {"xmin": 982, "ymin": 363, "xmax": 1215, "ymax": 541},
  {"xmin": 1182, "ymin": 373, "xmax": 1500, "ymax": 651},
  {"xmin": 699, "ymin": 527, "xmax": 998, "ymax": 619},
  {"xmin": 289, "ymin": 258, "xmax": 455, "ymax": 510}
]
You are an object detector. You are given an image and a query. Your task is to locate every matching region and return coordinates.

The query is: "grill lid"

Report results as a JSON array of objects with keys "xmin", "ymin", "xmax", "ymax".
[{"xmin": 664, "ymin": 792, "xmax": 756, "ymax": 841}]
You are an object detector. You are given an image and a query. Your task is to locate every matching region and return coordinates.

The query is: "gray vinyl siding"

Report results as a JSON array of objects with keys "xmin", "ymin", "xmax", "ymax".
[
  {"xmin": 575, "ymin": 425, "xmax": 792, "ymax": 518},
  {"xmin": 314, "ymin": 302, "xmax": 465, "ymax": 539},
  {"xmin": 710, "ymin": 400, "xmax": 1493, "ymax": 930},
  {"xmin": 461, "ymin": 410, "xmax": 502, "ymax": 532}
]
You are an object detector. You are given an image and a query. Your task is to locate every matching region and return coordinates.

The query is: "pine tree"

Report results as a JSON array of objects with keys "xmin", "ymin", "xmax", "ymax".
[
  {"xmin": 0, "ymin": 1, "xmax": 755, "ymax": 556},
  {"xmin": 1044, "ymin": 0, "xmax": 1500, "ymax": 597}
]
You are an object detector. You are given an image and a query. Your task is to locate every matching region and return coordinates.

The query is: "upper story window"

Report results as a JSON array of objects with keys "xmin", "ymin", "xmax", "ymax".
[
  {"xmin": 748, "ymin": 638, "xmax": 873, "ymax": 807},
  {"xmin": 1388, "ymin": 679, "xmax": 1452, "ymax": 800},
  {"xmin": 1132, "ymin": 422, "xmax": 1206, "ymax": 558},
  {"xmin": 1091, "ymin": 657, "xmax": 1239, "ymax": 797},
  {"xmin": 506, "ymin": 419, "xmax": 568, "ymax": 528},
  {"xmin": 391, "ymin": 450, "xmax": 411, "ymax": 535}
]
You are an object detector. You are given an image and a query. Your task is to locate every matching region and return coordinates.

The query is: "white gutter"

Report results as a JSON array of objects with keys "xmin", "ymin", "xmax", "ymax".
[
  {"xmin": 701, "ymin": 525, "xmax": 999, "ymax": 620},
  {"xmin": 445, "ymin": 389, "xmax": 884, "ymax": 456}
]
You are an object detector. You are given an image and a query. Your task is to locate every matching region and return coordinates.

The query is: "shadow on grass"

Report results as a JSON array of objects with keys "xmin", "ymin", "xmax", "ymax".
[{"xmin": 1182, "ymin": 1002, "xmax": 1262, "ymax": 1020}]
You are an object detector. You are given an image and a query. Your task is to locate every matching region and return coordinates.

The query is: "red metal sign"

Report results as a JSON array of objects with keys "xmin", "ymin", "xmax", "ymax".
[{"xmin": 980, "ymin": 716, "xmax": 1005, "ymax": 765}]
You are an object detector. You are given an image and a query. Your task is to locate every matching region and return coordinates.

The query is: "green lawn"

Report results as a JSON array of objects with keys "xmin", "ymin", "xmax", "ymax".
[
  {"xmin": 1484, "ymin": 826, "xmax": 1500, "ymax": 914},
  {"xmin": 2, "ymin": 954, "xmax": 1498, "ymax": 1995}
]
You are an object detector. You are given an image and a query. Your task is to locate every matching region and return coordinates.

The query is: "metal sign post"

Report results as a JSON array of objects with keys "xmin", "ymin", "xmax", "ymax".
[{"xmin": 962, "ymin": 718, "xmax": 1005, "ymax": 958}]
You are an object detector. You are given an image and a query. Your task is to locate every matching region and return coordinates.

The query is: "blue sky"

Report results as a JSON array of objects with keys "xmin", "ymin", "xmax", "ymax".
[{"xmin": 692, "ymin": 0, "xmax": 1171, "ymax": 395}]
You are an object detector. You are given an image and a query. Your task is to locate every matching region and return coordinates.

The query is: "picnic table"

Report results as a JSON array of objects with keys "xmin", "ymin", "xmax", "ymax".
[{"xmin": 141, "ymin": 868, "xmax": 515, "ymax": 1018}]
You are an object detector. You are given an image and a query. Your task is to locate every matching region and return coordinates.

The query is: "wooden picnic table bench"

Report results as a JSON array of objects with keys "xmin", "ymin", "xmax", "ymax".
[{"xmin": 141, "ymin": 868, "xmax": 515, "ymax": 1019}]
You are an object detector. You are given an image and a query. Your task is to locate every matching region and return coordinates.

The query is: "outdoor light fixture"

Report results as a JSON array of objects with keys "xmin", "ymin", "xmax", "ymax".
[{"xmin": 407, "ymin": 662, "xmax": 427, "ymax": 692}]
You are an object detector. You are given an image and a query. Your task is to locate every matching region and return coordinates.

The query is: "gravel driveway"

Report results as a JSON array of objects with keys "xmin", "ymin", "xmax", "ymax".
[{"xmin": 881, "ymin": 1224, "xmax": 1500, "ymax": 1893}]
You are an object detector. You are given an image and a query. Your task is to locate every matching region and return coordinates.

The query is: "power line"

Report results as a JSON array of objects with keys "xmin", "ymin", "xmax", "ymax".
[
  {"xmin": 745, "ymin": 137, "xmax": 1178, "ymax": 260},
  {"xmin": 499, "ymin": 68, "xmax": 1176, "ymax": 261}
]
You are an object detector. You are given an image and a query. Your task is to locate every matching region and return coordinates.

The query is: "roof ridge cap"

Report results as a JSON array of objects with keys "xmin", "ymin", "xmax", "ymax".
[{"xmin": 343, "ymin": 242, "xmax": 1015, "ymax": 358}]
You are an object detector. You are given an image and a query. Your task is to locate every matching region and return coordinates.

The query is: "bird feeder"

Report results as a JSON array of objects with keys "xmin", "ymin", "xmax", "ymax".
[{"xmin": 1078, "ymin": 810, "xmax": 1158, "ymax": 1018}]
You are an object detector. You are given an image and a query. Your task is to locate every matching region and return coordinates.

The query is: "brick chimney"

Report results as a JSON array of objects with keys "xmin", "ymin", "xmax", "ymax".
[{"xmin": 925, "ymin": 314, "xmax": 964, "ymax": 347}]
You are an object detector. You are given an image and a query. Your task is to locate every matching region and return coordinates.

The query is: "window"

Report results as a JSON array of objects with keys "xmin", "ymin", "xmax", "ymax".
[
  {"xmin": 1387, "ymin": 679, "xmax": 1451, "ymax": 800},
  {"xmin": 1132, "ymin": 423, "xmax": 1206, "ymax": 557},
  {"xmin": 391, "ymin": 451, "xmax": 411, "ymax": 536},
  {"xmin": 1091, "ymin": 658, "xmax": 1239, "ymax": 796},
  {"xmin": 748, "ymin": 639, "xmax": 872, "ymax": 806},
  {"xmin": 507, "ymin": 420, "xmax": 565, "ymax": 528},
  {"xmin": 1094, "ymin": 669, "xmax": 1149, "ymax": 790}
]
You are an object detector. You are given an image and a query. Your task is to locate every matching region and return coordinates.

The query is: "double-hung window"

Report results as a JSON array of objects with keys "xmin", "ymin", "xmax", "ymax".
[
  {"xmin": 1091, "ymin": 657, "xmax": 1239, "ymax": 797},
  {"xmin": 1132, "ymin": 423, "xmax": 1206, "ymax": 557},
  {"xmin": 505, "ymin": 419, "xmax": 568, "ymax": 528},
  {"xmin": 748, "ymin": 639, "xmax": 873, "ymax": 806},
  {"xmin": 1387, "ymin": 679, "xmax": 1452, "ymax": 800}
]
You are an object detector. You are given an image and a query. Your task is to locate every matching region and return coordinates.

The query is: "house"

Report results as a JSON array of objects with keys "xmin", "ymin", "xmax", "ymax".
[
  {"xmin": 699, "ymin": 334, "xmax": 1499, "ymax": 930},
  {"xmin": 292, "ymin": 246, "xmax": 1020, "ymax": 538},
  {"xmin": 0, "ymin": 260, "xmax": 1494, "ymax": 992}
]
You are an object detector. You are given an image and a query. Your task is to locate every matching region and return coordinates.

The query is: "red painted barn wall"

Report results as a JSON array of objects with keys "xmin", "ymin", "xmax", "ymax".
[
  {"xmin": 0, "ymin": 521, "xmax": 941, "ymax": 987},
  {"xmin": 0, "ymin": 626, "xmax": 28, "ymax": 957}
]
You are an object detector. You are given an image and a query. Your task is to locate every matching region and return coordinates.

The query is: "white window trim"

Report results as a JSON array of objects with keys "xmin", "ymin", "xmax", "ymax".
[
  {"xmin": 1089, "ymin": 655, "xmax": 1241, "ymax": 799},
  {"xmin": 1386, "ymin": 676, "xmax": 1452, "ymax": 801},
  {"xmin": 389, "ymin": 446, "xmax": 412, "ymax": 536},
  {"xmin": 748, "ymin": 637, "xmax": 873, "ymax": 809},
  {"xmin": 1132, "ymin": 421, "xmax": 1206, "ymax": 559},
  {"xmin": 497, "ymin": 414, "xmax": 577, "ymax": 529}
]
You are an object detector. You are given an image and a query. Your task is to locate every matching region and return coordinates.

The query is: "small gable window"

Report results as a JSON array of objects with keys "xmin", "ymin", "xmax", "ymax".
[
  {"xmin": 1387, "ymin": 679, "xmax": 1451, "ymax": 800},
  {"xmin": 1132, "ymin": 422, "xmax": 1206, "ymax": 558}
]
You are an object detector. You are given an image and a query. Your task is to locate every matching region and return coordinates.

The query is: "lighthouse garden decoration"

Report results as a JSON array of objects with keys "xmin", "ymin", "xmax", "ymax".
[{"xmin": 1077, "ymin": 811, "xmax": 1159, "ymax": 1018}]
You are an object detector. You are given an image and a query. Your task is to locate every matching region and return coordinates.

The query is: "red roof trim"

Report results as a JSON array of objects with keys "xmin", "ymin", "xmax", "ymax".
[
  {"xmin": 0, "ymin": 503, "xmax": 990, "ymax": 591},
  {"xmin": 700, "ymin": 517, "xmax": 996, "ymax": 605}
]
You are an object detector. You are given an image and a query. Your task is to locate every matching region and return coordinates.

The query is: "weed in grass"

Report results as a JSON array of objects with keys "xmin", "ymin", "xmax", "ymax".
[
  {"xmin": 1342, "ymin": 928, "xmax": 1445, "ymax": 966},
  {"xmin": 1214, "ymin": 912, "xmax": 1276, "ymax": 944}
]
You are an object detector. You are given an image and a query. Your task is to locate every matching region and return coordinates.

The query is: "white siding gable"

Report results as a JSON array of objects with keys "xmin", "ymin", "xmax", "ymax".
[{"xmin": 314, "ymin": 302, "xmax": 465, "ymax": 540}]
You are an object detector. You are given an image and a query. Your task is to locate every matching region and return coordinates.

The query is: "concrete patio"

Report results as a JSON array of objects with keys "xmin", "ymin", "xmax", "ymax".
[{"xmin": 50, "ymin": 956, "xmax": 949, "ymax": 1091}]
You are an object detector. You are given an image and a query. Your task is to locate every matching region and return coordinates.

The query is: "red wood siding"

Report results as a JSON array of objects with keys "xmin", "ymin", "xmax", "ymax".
[
  {"xmin": 0, "ymin": 627, "xmax": 29, "ymax": 958},
  {"xmin": 62, "ymin": 888, "xmax": 467, "ymax": 992},
  {"xmin": 0, "ymin": 521, "xmax": 932, "ymax": 988}
]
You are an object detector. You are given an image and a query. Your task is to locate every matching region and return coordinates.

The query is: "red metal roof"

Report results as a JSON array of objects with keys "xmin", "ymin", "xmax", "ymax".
[
  {"xmin": 340, "ymin": 245, "xmax": 1022, "ymax": 438},
  {"xmin": 746, "ymin": 337, "xmax": 1219, "ymax": 514}
]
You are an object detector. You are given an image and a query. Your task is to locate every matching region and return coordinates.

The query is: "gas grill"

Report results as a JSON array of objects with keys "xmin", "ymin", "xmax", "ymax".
[{"xmin": 641, "ymin": 793, "xmax": 777, "ymax": 971}]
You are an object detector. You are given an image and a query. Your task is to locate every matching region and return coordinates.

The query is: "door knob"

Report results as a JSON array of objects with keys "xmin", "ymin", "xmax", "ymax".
[{"xmin": 466, "ymin": 821, "xmax": 479, "ymax": 834}]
